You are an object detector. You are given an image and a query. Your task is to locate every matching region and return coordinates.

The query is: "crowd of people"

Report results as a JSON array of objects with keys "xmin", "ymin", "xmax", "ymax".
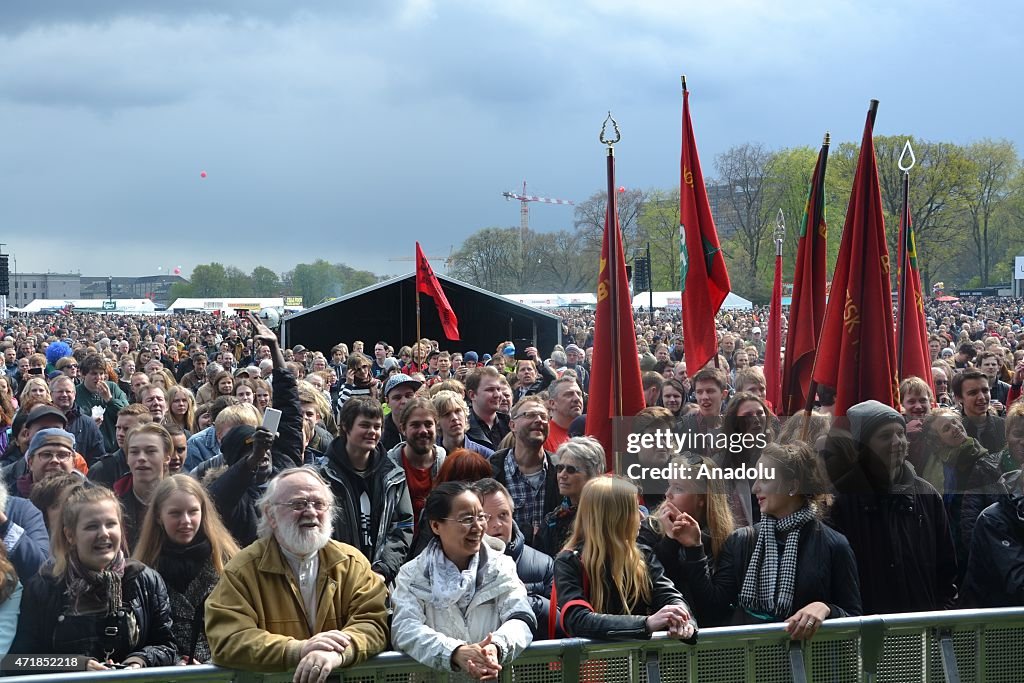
[{"xmin": 0, "ymin": 295, "xmax": 1022, "ymax": 679}]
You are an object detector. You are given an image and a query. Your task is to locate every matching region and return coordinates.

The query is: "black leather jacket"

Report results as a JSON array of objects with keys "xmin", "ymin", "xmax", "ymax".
[
  {"xmin": 11, "ymin": 559, "xmax": 177, "ymax": 666},
  {"xmin": 554, "ymin": 545, "xmax": 697, "ymax": 641},
  {"xmin": 506, "ymin": 521, "xmax": 554, "ymax": 636}
]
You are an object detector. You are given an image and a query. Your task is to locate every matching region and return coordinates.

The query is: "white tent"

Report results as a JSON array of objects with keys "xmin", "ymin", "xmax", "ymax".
[
  {"xmin": 502, "ymin": 293, "xmax": 597, "ymax": 309},
  {"xmin": 20, "ymin": 299, "xmax": 158, "ymax": 314},
  {"xmin": 166, "ymin": 297, "xmax": 288, "ymax": 313},
  {"xmin": 632, "ymin": 291, "xmax": 752, "ymax": 310}
]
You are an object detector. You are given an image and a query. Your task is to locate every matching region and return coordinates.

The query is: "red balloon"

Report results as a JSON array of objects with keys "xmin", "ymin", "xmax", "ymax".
[
  {"xmin": 200, "ymin": 171, "xmax": 207, "ymax": 178},
  {"xmin": 618, "ymin": 186, "xmax": 626, "ymax": 193}
]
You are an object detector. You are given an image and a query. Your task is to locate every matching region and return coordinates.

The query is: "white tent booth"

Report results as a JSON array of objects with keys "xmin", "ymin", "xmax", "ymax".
[
  {"xmin": 502, "ymin": 293, "xmax": 598, "ymax": 309},
  {"xmin": 632, "ymin": 291, "xmax": 753, "ymax": 310},
  {"xmin": 20, "ymin": 299, "xmax": 159, "ymax": 314}
]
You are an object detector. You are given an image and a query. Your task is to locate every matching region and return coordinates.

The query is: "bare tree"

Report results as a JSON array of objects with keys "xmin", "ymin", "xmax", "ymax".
[{"xmin": 714, "ymin": 143, "xmax": 778, "ymax": 292}]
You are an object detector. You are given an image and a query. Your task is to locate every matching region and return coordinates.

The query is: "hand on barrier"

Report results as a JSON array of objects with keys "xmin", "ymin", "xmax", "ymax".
[
  {"xmin": 300, "ymin": 630, "xmax": 351, "ymax": 657},
  {"xmin": 293, "ymin": 649, "xmax": 344, "ymax": 683},
  {"xmin": 647, "ymin": 604, "xmax": 692, "ymax": 634},
  {"xmin": 452, "ymin": 633, "xmax": 502, "ymax": 680},
  {"xmin": 785, "ymin": 601, "xmax": 830, "ymax": 640}
]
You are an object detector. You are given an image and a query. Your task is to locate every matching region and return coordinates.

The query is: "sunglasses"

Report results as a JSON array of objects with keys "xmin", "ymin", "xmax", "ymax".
[{"xmin": 555, "ymin": 464, "xmax": 581, "ymax": 475}]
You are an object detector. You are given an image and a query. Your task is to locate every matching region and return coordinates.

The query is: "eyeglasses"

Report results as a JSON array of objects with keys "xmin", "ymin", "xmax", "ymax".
[
  {"xmin": 65, "ymin": 363, "xmax": 79, "ymax": 369},
  {"xmin": 513, "ymin": 410, "xmax": 549, "ymax": 422},
  {"xmin": 275, "ymin": 498, "xmax": 331, "ymax": 512},
  {"xmin": 555, "ymin": 463, "xmax": 581, "ymax": 475},
  {"xmin": 35, "ymin": 450, "xmax": 73, "ymax": 462},
  {"xmin": 443, "ymin": 513, "xmax": 491, "ymax": 528}
]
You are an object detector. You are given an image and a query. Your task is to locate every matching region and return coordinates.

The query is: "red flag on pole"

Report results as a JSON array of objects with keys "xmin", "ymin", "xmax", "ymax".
[
  {"xmin": 764, "ymin": 242, "xmax": 784, "ymax": 411},
  {"xmin": 415, "ymin": 242, "xmax": 460, "ymax": 341},
  {"xmin": 897, "ymin": 197, "xmax": 935, "ymax": 394},
  {"xmin": 679, "ymin": 81, "xmax": 731, "ymax": 378},
  {"xmin": 810, "ymin": 101, "xmax": 898, "ymax": 416},
  {"xmin": 584, "ymin": 142, "xmax": 645, "ymax": 470},
  {"xmin": 781, "ymin": 136, "xmax": 830, "ymax": 416}
]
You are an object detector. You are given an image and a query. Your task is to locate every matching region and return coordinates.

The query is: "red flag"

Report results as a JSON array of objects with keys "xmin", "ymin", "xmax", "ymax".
[
  {"xmin": 897, "ymin": 206, "xmax": 934, "ymax": 394},
  {"xmin": 764, "ymin": 248, "xmax": 783, "ymax": 411},
  {"xmin": 680, "ymin": 86, "xmax": 731, "ymax": 378},
  {"xmin": 781, "ymin": 138, "xmax": 830, "ymax": 416},
  {"xmin": 584, "ymin": 156, "xmax": 645, "ymax": 470},
  {"xmin": 415, "ymin": 242, "xmax": 460, "ymax": 341},
  {"xmin": 810, "ymin": 102, "xmax": 898, "ymax": 416}
]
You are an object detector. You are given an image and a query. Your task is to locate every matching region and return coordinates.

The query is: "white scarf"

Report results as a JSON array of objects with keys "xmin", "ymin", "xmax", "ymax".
[{"xmin": 424, "ymin": 539, "xmax": 479, "ymax": 611}]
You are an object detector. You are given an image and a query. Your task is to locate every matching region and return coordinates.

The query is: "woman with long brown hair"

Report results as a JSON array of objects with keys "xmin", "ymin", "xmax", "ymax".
[
  {"xmin": 0, "ymin": 543, "xmax": 21, "ymax": 655},
  {"xmin": 133, "ymin": 475, "xmax": 239, "ymax": 663},
  {"xmin": 553, "ymin": 477, "xmax": 698, "ymax": 641},
  {"xmin": 674, "ymin": 442, "xmax": 861, "ymax": 638}
]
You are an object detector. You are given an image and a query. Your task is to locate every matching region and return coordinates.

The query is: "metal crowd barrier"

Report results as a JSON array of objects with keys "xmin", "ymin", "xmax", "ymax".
[{"xmin": 6, "ymin": 607, "xmax": 1024, "ymax": 682}]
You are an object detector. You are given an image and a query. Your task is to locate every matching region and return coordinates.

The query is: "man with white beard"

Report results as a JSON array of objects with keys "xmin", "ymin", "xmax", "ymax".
[{"xmin": 206, "ymin": 468, "xmax": 389, "ymax": 681}]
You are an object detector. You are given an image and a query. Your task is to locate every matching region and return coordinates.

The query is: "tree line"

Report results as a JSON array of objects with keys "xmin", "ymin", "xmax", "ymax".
[
  {"xmin": 448, "ymin": 136, "xmax": 1022, "ymax": 301},
  {"xmin": 169, "ymin": 260, "xmax": 381, "ymax": 306}
]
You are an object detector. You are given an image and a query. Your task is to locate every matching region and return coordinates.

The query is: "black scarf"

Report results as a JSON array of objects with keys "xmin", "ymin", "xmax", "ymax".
[{"xmin": 157, "ymin": 534, "xmax": 212, "ymax": 595}]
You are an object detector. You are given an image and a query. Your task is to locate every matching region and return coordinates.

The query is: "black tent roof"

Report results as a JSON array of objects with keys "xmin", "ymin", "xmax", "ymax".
[{"xmin": 281, "ymin": 273, "xmax": 562, "ymax": 356}]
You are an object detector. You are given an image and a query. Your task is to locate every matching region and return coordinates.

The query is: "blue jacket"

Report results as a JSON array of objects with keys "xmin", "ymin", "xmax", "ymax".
[
  {"xmin": 184, "ymin": 427, "xmax": 220, "ymax": 471},
  {"xmin": 2, "ymin": 496, "xmax": 50, "ymax": 581}
]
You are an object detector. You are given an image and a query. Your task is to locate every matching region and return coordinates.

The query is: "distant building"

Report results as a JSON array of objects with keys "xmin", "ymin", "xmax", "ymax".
[
  {"xmin": 10, "ymin": 273, "xmax": 80, "ymax": 307},
  {"xmin": 80, "ymin": 275, "xmax": 185, "ymax": 308}
]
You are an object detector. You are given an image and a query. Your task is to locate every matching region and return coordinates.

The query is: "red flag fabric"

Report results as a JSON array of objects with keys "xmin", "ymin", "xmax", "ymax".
[
  {"xmin": 810, "ymin": 103, "xmax": 898, "ymax": 416},
  {"xmin": 415, "ymin": 242, "xmax": 460, "ymax": 341},
  {"xmin": 679, "ymin": 87, "xmax": 731, "ymax": 379},
  {"xmin": 584, "ymin": 172, "xmax": 645, "ymax": 470},
  {"xmin": 897, "ymin": 209, "xmax": 935, "ymax": 395},
  {"xmin": 764, "ymin": 251, "xmax": 783, "ymax": 411},
  {"xmin": 781, "ymin": 139, "xmax": 830, "ymax": 416}
]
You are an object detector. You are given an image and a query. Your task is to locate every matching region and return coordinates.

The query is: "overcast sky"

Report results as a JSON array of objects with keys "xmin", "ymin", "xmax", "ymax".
[{"xmin": 1, "ymin": 0, "xmax": 1020, "ymax": 281}]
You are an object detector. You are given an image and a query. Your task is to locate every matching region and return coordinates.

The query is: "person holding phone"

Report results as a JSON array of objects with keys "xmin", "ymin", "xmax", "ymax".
[{"xmin": 205, "ymin": 314, "xmax": 304, "ymax": 547}]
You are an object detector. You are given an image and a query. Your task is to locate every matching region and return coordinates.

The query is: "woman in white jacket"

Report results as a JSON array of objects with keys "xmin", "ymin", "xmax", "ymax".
[{"xmin": 392, "ymin": 481, "xmax": 536, "ymax": 680}]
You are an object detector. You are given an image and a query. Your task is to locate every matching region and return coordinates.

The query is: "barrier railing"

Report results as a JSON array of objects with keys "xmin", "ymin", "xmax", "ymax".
[{"xmin": 6, "ymin": 607, "xmax": 1024, "ymax": 682}]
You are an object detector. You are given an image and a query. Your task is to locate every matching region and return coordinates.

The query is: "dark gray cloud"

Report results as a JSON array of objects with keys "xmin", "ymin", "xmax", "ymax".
[{"xmin": 0, "ymin": 0, "xmax": 1020, "ymax": 282}]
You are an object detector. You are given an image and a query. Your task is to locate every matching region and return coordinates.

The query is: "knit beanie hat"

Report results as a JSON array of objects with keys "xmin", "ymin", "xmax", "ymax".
[{"xmin": 848, "ymin": 400, "xmax": 904, "ymax": 445}]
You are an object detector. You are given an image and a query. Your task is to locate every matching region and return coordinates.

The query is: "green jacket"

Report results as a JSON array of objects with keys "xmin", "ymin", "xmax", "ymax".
[{"xmin": 74, "ymin": 380, "xmax": 129, "ymax": 452}]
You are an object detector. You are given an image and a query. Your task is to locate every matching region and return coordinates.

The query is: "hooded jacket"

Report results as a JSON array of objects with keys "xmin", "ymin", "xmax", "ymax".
[
  {"xmin": 319, "ymin": 439, "xmax": 413, "ymax": 583},
  {"xmin": 962, "ymin": 469, "xmax": 1024, "ymax": 607},
  {"xmin": 391, "ymin": 536, "xmax": 536, "ymax": 671}
]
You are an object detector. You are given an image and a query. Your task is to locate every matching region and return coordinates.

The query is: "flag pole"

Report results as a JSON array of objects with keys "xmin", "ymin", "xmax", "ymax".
[
  {"xmin": 805, "ymin": 100, "xmax": 878, "ymax": 423},
  {"xmin": 681, "ymin": 75, "xmax": 720, "ymax": 372},
  {"xmin": 416, "ymin": 287, "xmax": 421, "ymax": 344},
  {"xmin": 600, "ymin": 112, "xmax": 622, "ymax": 417},
  {"xmin": 896, "ymin": 140, "xmax": 916, "ymax": 381}
]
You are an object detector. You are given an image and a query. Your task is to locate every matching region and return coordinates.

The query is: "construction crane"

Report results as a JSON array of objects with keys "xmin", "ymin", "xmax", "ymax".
[
  {"xmin": 388, "ymin": 246, "xmax": 454, "ymax": 272},
  {"xmin": 502, "ymin": 181, "xmax": 574, "ymax": 248}
]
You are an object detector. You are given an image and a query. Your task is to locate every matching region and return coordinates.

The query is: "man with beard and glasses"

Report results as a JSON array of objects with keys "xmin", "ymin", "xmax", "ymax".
[
  {"xmin": 387, "ymin": 397, "xmax": 446, "ymax": 528},
  {"xmin": 489, "ymin": 396, "xmax": 559, "ymax": 547},
  {"xmin": 206, "ymin": 468, "xmax": 389, "ymax": 679}
]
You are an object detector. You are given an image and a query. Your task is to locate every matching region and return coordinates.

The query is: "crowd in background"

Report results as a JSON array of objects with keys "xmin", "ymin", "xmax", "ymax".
[{"xmin": 0, "ymin": 296, "xmax": 1023, "ymax": 679}]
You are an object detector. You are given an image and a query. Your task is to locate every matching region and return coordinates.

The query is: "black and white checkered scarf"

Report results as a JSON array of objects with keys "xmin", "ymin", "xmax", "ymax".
[{"xmin": 738, "ymin": 505, "xmax": 815, "ymax": 619}]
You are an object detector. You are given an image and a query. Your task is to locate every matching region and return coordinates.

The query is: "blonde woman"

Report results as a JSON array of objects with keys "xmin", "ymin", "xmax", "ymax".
[
  {"xmin": 553, "ymin": 477, "xmax": 698, "ymax": 641},
  {"xmin": 163, "ymin": 384, "xmax": 197, "ymax": 435},
  {"xmin": 133, "ymin": 475, "xmax": 240, "ymax": 663},
  {"xmin": 10, "ymin": 486, "xmax": 175, "ymax": 668},
  {"xmin": 18, "ymin": 378, "xmax": 50, "ymax": 406}
]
